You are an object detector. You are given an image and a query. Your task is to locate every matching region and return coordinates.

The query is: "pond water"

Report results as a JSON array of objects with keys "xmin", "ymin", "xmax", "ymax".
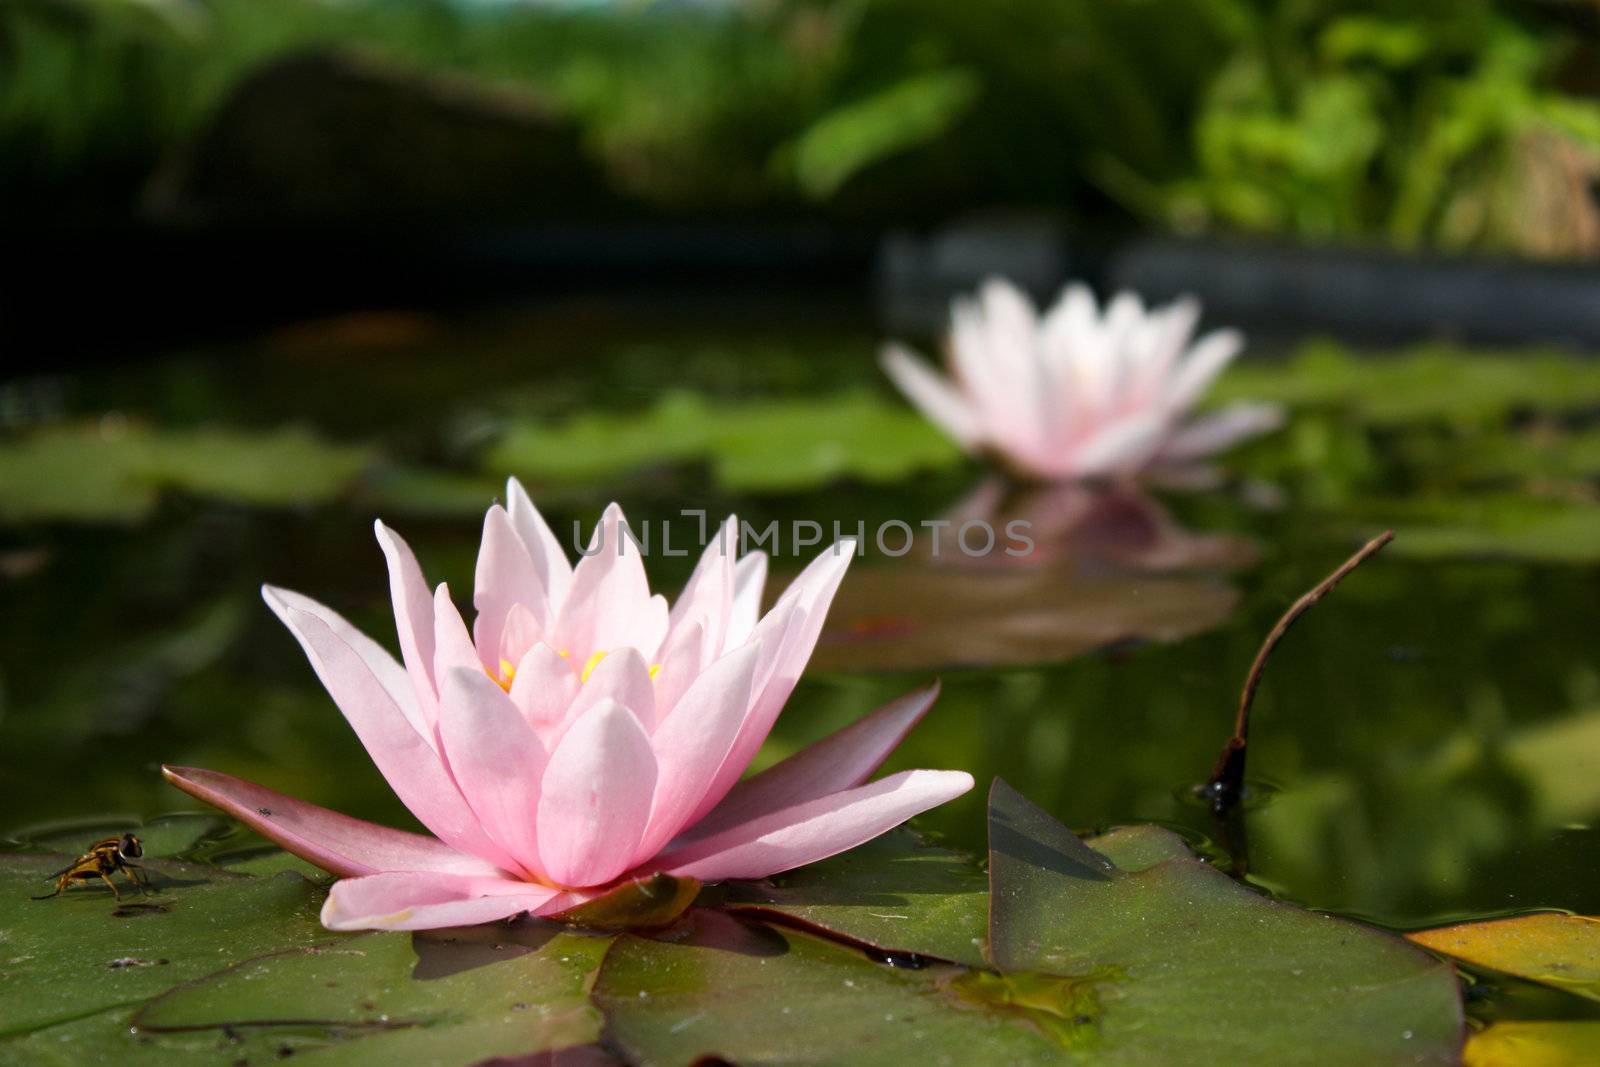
[{"xmin": 3, "ymin": 295, "xmax": 1598, "ymax": 968}]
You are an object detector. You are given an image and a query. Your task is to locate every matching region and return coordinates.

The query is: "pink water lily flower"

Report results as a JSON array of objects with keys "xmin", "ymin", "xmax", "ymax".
[
  {"xmin": 164, "ymin": 480, "xmax": 972, "ymax": 931},
  {"xmin": 882, "ymin": 277, "xmax": 1282, "ymax": 481}
]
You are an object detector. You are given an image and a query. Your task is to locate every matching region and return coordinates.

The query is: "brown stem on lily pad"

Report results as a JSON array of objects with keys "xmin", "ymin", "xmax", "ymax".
[{"xmin": 1204, "ymin": 529, "xmax": 1395, "ymax": 817}]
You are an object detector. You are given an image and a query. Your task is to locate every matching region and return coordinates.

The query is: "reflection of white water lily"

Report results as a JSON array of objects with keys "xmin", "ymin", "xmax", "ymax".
[
  {"xmin": 937, "ymin": 477, "xmax": 1256, "ymax": 573},
  {"xmin": 883, "ymin": 278, "xmax": 1282, "ymax": 481}
]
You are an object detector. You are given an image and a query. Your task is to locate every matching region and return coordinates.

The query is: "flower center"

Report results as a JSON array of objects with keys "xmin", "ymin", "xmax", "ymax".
[{"xmin": 490, "ymin": 648, "xmax": 661, "ymax": 693}]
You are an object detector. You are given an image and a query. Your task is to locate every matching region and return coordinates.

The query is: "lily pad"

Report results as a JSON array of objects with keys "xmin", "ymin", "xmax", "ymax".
[
  {"xmin": 0, "ymin": 854, "xmax": 327, "ymax": 1037},
  {"xmin": 1406, "ymin": 913, "xmax": 1600, "ymax": 1001},
  {"xmin": 1214, "ymin": 343, "xmax": 1600, "ymax": 427},
  {"xmin": 486, "ymin": 389, "xmax": 963, "ymax": 493},
  {"xmin": 1462, "ymin": 1021, "xmax": 1600, "ymax": 1067},
  {"xmin": 986, "ymin": 779, "xmax": 1465, "ymax": 1064},
  {"xmin": 724, "ymin": 828, "xmax": 990, "ymax": 967},
  {"xmin": 592, "ymin": 910, "xmax": 1070, "ymax": 1066},
  {"xmin": 134, "ymin": 924, "xmax": 609, "ymax": 1063},
  {"xmin": 1369, "ymin": 495, "xmax": 1600, "ymax": 564},
  {"xmin": 814, "ymin": 565, "xmax": 1240, "ymax": 672},
  {"xmin": 0, "ymin": 422, "xmax": 375, "ymax": 524}
]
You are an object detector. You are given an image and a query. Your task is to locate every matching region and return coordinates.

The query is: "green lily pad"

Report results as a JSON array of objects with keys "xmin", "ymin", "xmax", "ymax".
[
  {"xmin": 1367, "ymin": 495, "xmax": 1600, "ymax": 564},
  {"xmin": 1080, "ymin": 824, "xmax": 1196, "ymax": 872},
  {"xmin": 986, "ymin": 779, "xmax": 1465, "ymax": 1064},
  {"xmin": 1407, "ymin": 913, "xmax": 1600, "ymax": 1001},
  {"xmin": 0, "ymin": 854, "xmax": 327, "ymax": 1037},
  {"xmin": 721, "ymin": 825, "xmax": 1200, "ymax": 969},
  {"xmin": 592, "ymin": 911, "xmax": 1071, "ymax": 1066},
  {"xmin": 134, "ymin": 923, "xmax": 609, "ymax": 1062},
  {"xmin": 724, "ymin": 828, "xmax": 990, "ymax": 967},
  {"xmin": 3, "ymin": 813, "xmax": 230, "ymax": 861},
  {"xmin": 814, "ymin": 565, "xmax": 1240, "ymax": 672},
  {"xmin": 1461, "ymin": 1021, "xmax": 1600, "ymax": 1067},
  {"xmin": 486, "ymin": 389, "xmax": 963, "ymax": 493},
  {"xmin": 0, "ymin": 423, "xmax": 375, "ymax": 524},
  {"xmin": 1214, "ymin": 343, "xmax": 1600, "ymax": 427}
]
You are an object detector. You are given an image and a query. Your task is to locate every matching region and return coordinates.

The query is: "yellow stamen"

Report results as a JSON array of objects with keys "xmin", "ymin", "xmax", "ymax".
[
  {"xmin": 649, "ymin": 663, "xmax": 662, "ymax": 679},
  {"xmin": 581, "ymin": 650, "xmax": 608, "ymax": 684},
  {"xmin": 492, "ymin": 658, "xmax": 517, "ymax": 693}
]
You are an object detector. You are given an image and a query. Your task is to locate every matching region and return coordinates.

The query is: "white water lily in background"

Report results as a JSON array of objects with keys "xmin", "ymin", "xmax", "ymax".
[
  {"xmin": 882, "ymin": 278, "xmax": 1283, "ymax": 481},
  {"xmin": 164, "ymin": 480, "xmax": 971, "ymax": 931}
]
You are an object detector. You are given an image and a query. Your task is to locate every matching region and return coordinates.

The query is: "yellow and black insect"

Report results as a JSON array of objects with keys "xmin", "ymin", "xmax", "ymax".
[{"xmin": 33, "ymin": 833, "xmax": 151, "ymax": 901}]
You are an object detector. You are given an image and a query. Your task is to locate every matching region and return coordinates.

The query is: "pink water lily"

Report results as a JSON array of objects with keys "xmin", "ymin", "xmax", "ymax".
[
  {"xmin": 164, "ymin": 480, "xmax": 972, "ymax": 930},
  {"xmin": 882, "ymin": 277, "xmax": 1282, "ymax": 481}
]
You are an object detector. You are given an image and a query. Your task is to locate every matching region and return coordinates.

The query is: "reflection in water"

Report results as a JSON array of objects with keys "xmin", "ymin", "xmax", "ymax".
[
  {"xmin": 1, "ymin": 307, "xmax": 1599, "ymax": 934},
  {"xmin": 932, "ymin": 476, "xmax": 1257, "ymax": 574}
]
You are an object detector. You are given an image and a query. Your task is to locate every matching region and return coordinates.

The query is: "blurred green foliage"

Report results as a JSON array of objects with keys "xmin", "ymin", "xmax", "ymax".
[{"xmin": 3, "ymin": 0, "xmax": 1597, "ymax": 254}]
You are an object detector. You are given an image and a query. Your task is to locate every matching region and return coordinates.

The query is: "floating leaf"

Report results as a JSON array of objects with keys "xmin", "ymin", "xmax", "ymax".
[
  {"xmin": 0, "ymin": 423, "xmax": 375, "ymax": 524},
  {"xmin": 986, "ymin": 779, "xmax": 1465, "ymax": 1063},
  {"xmin": 1463, "ymin": 1021, "xmax": 1600, "ymax": 1067},
  {"xmin": 1215, "ymin": 344, "xmax": 1600, "ymax": 427},
  {"xmin": 1370, "ymin": 495, "xmax": 1600, "ymax": 564},
  {"xmin": 0, "ymin": 854, "xmax": 327, "ymax": 1037},
  {"xmin": 724, "ymin": 828, "xmax": 990, "ymax": 966},
  {"xmin": 1407, "ymin": 913, "xmax": 1600, "ymax": 1001},
  {"xmin": 133, "ymin": 924, "xmax": 608, "ymax": 1062},
  {"xmin": 486, "ymin": 390, "xmax": 963, "ymax": 493},
  {"xmin": 593, "ymin": 910, "xmax": 1070, "ymax": 1065},
  {"xmin": 814, "ymin": 565, "xmax": 1239, "ymax": 671}
]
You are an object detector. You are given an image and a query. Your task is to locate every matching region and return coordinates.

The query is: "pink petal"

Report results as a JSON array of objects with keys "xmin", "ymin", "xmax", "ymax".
[
  {"xmin": 678, "ymin": 682, "xmax": 940, "ymax": 845},
  {"xmin": 431, "ymin": 583, "xmax": 482, "ymax": 685},
  {"xmin": 261, "ymin": 585, "xmax": 428, "ymax": 745},
  {"xmin": 1070, "ymin": 411, "xmax": 1170, "ymax": 477},
  {"xmin": 727, "ymin": 551, "xmax": 768, "ymax": 649},
  {"xmin": 508, "ymin": 642, "xmax": 579, "ymax": 736},
  {"xmin": 375, "ymin": 520, "xmax": 439, "ymax": 709},
  {"xmin": 561, "ymin": 646, "xmax": 655, "ymax": 734},
  {"xmin": 650, "ymin": 620, "xmax": 708, "ymax": 719},
  {"xmin": 536, "ymin": 698, "xmax": 659, "ymax": 887},
  {"xmin": 880, "ymin": 343, "xmax": 984, "ymax": 450},
  {"xmin": 638, "ymin": 641, "xmax": 761, "ymax": 858},
  {"xmin": 660, "ymin": 769, "xmax": 975, "ymax": 883},
  {"xmin": 438, "ymin": 667, "xmax": 549, "ymax": 879},
  {"xmin": 506, "ymin": 477, "xmax": 573, "ymax": 608},
  {"xmin": 1165, "ymin": 327, "xmax": 1245, "ymax": 414},
  {"xmin": 1159, "ymin": 402, "xmax": 1284, "ymax": 462},
  {"xmin": 472, "ymin": 505, "xmax": 549, "ymax": 670},
  {"xmin": 667, "ymin": 515, "xmax": 737, "ymax": 655},
  {"xmin": 269, "ymin": 600, "xmax": 519, "ymax": 872},
  {"xmin": 497, "ymin": 603, "xmax": 544, "ymax": 673},
  {"xmin": 556, "ymin": 504, "xmax": 669, "ymax": 662},
  {"xmin": 161, "ymin": 765, "xmax": 501, "ymax": 879},
  {"xmin": 321, "ymin": 871, "xmax": 560, "ymax": 932},
  {"xmin": 688, "ymin": 543, "xmax": 854, "ymax": 823}
]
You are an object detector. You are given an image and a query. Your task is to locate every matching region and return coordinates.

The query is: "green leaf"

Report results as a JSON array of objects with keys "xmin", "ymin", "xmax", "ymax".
[
  {"xmin": 132, "ymin": 924, "xmax": 609, "ymax": 1062},
  {"xmin": 1407, "ymin": 913, "xmax": 1600, "ymax": 1001},
  {"xmin": 0, "ymin": 854, "xmax": 328, "ymax": 1037},
  {"xmin": 0, "ymin": 423, "xmax": 375, "ymax": 524},
  {"xmin": 593, "ymin": 911, "xmax": 1072, "ymax": 1066},
  {"xmin": 986, "ymin": 779, "xmax": 1465, "ymax": 1064},
  {"xmin": 815, "ymin": 565, "xmax": 1240, "ymax": 671},
  {"xmin": 1214, "ymin": 344, "xmax": 1600, "ymax": 428},
  {"xmin": 725, "ymin": 828, "xmax": 990, "ymax": 967},
  {"xmin": 485, "ymin": 389, "xmax": 963, "ymax": 493},
  {"xmin": 786, "ymin": 69, "xmax": 981, "ymax": 200}
]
